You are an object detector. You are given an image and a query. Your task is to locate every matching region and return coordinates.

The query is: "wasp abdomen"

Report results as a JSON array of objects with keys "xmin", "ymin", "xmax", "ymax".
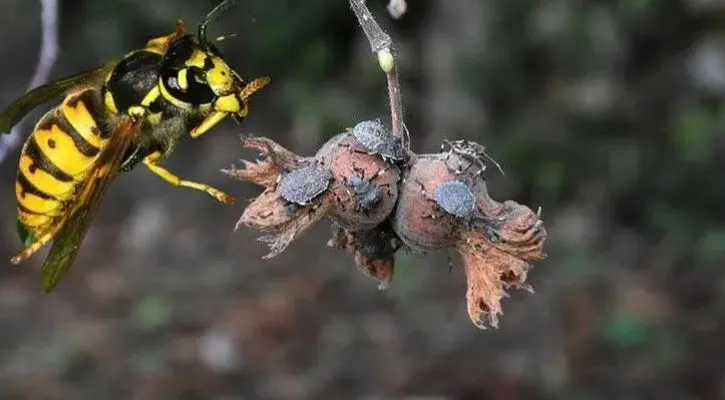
[{"xmin": 15, "ymin": 88, "xmax": 110, "ymax": 236}]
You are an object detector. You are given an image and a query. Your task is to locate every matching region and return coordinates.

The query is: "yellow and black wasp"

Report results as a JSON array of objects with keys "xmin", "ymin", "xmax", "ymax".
[{"xmin": 0, "ymin": 0, "xmax": 269, "ymax": 292}]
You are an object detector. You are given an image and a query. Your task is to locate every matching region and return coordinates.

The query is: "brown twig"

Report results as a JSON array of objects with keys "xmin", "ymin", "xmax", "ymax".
[
  {"xmin": 0, "ymin": 0, "xmax": 59, "ymax": 164},
  {"xmin": 348, "ymin": 0, "xmax": 408, "ymax": 150}
]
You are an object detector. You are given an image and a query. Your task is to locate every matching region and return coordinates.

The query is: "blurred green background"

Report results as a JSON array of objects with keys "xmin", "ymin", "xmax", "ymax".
[{"xmin": 1, "ymin": 0, "xmax": 724, "ymax": 398}]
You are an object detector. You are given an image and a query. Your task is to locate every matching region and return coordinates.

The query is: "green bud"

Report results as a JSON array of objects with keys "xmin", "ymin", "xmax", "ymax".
[{"xmin": 377, "ymin": 49, "xmax": 394, "ymax": 73}]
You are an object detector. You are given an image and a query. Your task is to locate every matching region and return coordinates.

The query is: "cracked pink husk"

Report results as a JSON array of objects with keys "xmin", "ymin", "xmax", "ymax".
[
  {"xmin": 316, "ymin": 133, "xmax": 400, "ymax": 232},
  {"xmin": 392, "ymin": 152, "xmax": 547, "ymax": 329},
  {"xmin": 224, "ymin": 135, "xmax": 547, "ymax": 330}
]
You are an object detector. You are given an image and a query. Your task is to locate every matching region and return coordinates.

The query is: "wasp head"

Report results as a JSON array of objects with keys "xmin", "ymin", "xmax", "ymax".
[{"xmin": 158, "ymin": 0, "xmax": 269, "ymax": 123}]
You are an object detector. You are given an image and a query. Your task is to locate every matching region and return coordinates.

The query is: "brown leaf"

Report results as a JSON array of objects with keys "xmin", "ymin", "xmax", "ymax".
[
  {"xmin": 238, "ymin": 190, "xmax": 293, "ymax": 232},
  {"xmin": 256, "ymin": 203, "xmax": 330, "ymax": 259}
]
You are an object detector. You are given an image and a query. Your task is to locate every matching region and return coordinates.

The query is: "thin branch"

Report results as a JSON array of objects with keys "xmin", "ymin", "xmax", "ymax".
[
  {"xmin": 349, "ymin": 0, "xmax": 408, "ymax": 150},
  {"xmin": 349, "ymin": 0, "xmax": 392, "ymax": 52},
  {"xmin": 0, "ymin": 0, "xmax": 59, "ymax": 165}
]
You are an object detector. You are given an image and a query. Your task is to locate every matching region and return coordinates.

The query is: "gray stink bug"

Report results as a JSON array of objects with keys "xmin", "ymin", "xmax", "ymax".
[
  {"xmin": 432, "ymin": 180, "xmax": 476, "ymax": 220},
  {"xmin": 352, "ymin": 120, "xmax": 407, "ymax": 163},
  {"xmin": 279, "ymin": 165, "xmax": 333, "ymax": 212},
  {"xmin": 349, "ymin": 174, "xmax": 383, "ymax": 212}
]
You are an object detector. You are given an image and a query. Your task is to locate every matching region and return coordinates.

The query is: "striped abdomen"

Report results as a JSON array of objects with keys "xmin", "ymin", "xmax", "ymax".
[{"xmin": 15, "ymin": 88, "xmax": 111, "ymax": 240}]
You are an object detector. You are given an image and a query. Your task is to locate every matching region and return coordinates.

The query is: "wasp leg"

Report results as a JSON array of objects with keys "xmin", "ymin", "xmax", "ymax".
[
  {"xmin": 145, "ymin": 20, "xmax": 185, "ymax": 53},
  {"xmin": 190, "ymin": 77, "xmax": 270, "ymax": 139},
  {"xmin": 190, "ymin": 111, "xmax": 227, "ymax": 138},
  {"xmin": 142, "ymin": 151, "xmax": 234, "ymax": 204},
  {"xmin": 120, "ymin": 146, "xmax": 144, "ymax": 172},
  {"xmin": 10, "ymin": 222, "xmax": 66, "ymax": 265}
]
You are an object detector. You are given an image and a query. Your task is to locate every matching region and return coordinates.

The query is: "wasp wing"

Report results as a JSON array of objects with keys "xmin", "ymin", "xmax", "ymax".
[
  {"xmin": 40, "ymin": 117, "xmax": 141, "ymax": 292},
  {"xmin": 0, "ymin": 61, "xmax": 117, "ymax": 133}
]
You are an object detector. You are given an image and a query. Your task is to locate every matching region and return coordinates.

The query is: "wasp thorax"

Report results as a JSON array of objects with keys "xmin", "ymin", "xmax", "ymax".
[{"xmin": 315, "ymin": 133, "xmax": 401, "ymax": 232}]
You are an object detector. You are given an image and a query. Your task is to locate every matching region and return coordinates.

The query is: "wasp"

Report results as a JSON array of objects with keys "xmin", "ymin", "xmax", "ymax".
[{"xmin": 0, "ymin": 0, "xmax": 270, "ymax": 292}]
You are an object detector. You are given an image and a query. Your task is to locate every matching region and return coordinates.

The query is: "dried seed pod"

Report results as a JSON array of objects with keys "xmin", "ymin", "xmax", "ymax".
[
  {"xmin": 279, "ymin": 165, "xmax": 333, "ymax": 208},
  {"xmin": 351, "ymin": 120, "xmax": 408, "ymax": 164},
  {"xmin": 328, "ymin": 222, "xmax": 402, "ymax": 289},
  {"xmin": 316, "ymin": 133, "xmax": 400, "ymax": 231}
]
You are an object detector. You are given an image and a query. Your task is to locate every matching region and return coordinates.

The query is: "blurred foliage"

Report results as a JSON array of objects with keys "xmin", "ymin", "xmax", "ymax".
[
  {"xmin": 603, "ymin": 312, "xmax": 653, "ymax": 349},
  {"xmin": 133, "ymin": 294, "xmax": 172, "ymax": 332}
]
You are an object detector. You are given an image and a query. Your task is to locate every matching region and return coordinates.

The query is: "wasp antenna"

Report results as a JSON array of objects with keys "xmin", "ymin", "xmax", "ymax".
[
  {"xmin": 215, "ymin": 33, "xmax": 239, "ymax": 42},
  {"xmin": 198, "ymin": 0, "xmax": 237, "ymax": 48},
  {"xmin": 239, "ymin": 77, "xmax": 271, "ymax": 100}
]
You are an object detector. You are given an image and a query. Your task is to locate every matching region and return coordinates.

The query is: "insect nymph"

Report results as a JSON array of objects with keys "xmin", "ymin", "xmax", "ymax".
[{"xmin": 0, "ymin": 0, "xmax": 269, "ymax": 291}]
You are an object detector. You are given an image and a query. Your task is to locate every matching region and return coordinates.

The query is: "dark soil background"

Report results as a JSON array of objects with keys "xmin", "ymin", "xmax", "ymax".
[{"xmin": 1, "ymin": 0, "xmax": 724, "ymax": 399}]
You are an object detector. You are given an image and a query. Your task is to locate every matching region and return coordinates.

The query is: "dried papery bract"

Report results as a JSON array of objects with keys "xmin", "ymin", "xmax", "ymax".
[
  {"xmin": 223, "ymin": 137, "xmax": 333, "ymax": 258},
  {"xmin": 457, "ymin": 201, "xmax": 546, "ymax": 329},
  {"xmin": 224, "ymin": 137, "xmax": 308, "ymax": 187}
]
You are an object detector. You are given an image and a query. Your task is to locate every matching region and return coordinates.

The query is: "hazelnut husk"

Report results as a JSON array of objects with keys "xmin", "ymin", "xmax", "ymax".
[
  {"xmin": 225, "ymin": 132, "xmax": 547, "ymax": 330},
  {"xmin": 391, "ymin": 151, "xmax": 547, "ymax": 328},
  {"xmin": 316, "ymin": 133, "xmax": 401, "ymax": 231}
]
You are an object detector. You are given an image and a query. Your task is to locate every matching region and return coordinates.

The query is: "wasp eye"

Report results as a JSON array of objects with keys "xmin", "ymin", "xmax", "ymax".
[{"xmin": 189, "ymin": 67, "xmax": 207, "ymax": 84}]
